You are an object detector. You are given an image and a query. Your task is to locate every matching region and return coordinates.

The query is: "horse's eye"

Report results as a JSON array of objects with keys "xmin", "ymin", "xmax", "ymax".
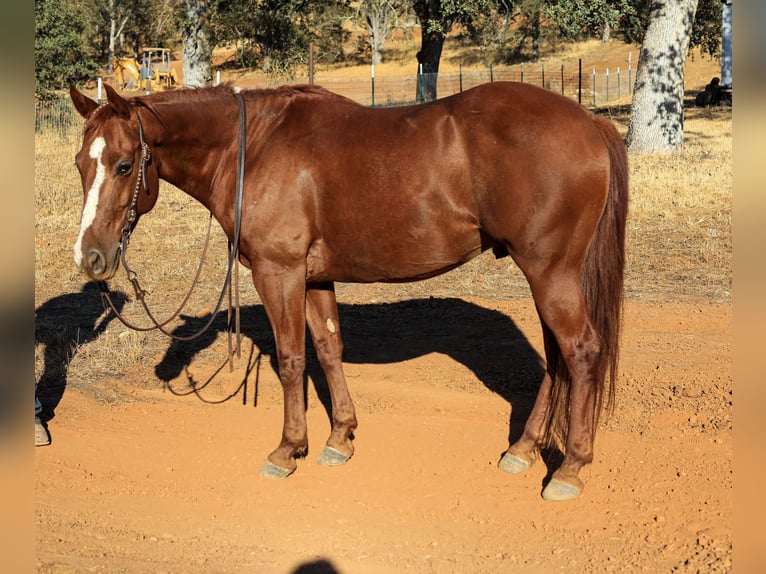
[{"xmin": 116, "ymin": 161, "xmax": 133, "ymax": 176}]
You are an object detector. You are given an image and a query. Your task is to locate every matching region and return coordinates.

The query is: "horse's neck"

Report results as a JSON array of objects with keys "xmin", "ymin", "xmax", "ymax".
[{"xmin": 151, "ymin": 103, "xmax": 237, "ymax": 209}]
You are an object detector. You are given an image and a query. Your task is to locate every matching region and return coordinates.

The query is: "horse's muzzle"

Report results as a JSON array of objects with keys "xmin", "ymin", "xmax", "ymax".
[{"xmin": 81, "ymin": 245, "xmax": 120, "ymax": 281}]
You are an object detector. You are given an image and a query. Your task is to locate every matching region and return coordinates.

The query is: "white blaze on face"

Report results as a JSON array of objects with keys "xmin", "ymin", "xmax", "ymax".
[{"xmin": 73, "ymin": 136, "xmax": 107, "ymax": 267}]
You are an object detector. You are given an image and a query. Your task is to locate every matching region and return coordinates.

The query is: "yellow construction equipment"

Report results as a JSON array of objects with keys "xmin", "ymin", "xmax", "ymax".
[{"xmin": 112, "ymin": 47, "xmax": 178, "ymax": 91}]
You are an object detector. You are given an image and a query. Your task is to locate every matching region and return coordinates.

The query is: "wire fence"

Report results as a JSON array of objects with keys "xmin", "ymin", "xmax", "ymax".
[
  {"xmin": 311, "ymin": 61, "xmax": 635, "ymax": 108},
  {"xmin": 36, "ymin": 60, "xmax": 635, "ymax": 138}
]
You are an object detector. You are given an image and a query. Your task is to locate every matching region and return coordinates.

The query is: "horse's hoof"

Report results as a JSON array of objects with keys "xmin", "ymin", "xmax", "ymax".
[
  {"xmin": 317, "ymin": 446, "xmax": 352, "ymax": 467},
  {"xmin": 498, "ymin": 452, "xmax": 535, "ymax": 474},
  {"xmin": 258, "ymin": 460, "xmax": 295, "ymax": 479},
  {"xmin": 541, "ymin": 477, "xmax": 584, "ymax": 501}
]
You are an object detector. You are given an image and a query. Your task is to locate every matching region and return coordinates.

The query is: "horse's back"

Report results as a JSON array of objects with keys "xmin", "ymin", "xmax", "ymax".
[{"xmin": 250, "ymin": 82, "xmax": 615, "ymax": 283}]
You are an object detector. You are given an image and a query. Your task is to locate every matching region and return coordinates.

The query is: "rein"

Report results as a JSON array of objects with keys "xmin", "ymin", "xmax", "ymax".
[{"xmin": 100, "ymin": 92, "xmax": 247, "ymax": 364}]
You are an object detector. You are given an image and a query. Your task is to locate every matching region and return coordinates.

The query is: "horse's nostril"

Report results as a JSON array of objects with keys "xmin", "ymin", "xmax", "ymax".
[{"xmin": 87, "ymin": 248, "xmax": 106, "ymax": 275}]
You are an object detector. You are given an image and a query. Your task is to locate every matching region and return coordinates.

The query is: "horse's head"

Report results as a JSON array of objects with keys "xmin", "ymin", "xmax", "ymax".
[{"xmin": 70, "ymin": 84, "xmax": 160, "ymax": 281}]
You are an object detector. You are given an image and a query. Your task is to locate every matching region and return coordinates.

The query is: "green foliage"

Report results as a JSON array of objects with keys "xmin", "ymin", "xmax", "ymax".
[
  {"xmin": 544, "ymin": 0, "xmax": 636, "ymax": 41},
  {"xmin": 214, "ymin": 0, "xmax": 351, "ymax": 76},
  {"xmin": 690, "ymin": 0, "xmax": 722, "ymax": 58},
  {"xmin": 35, "ymin": 0, "xmax": 98, "ymax": 98},
  {"xmin": 618, "ymin": 0, "xmax": 651, "ymax": 44},
  {"xmin": 414, "ymin": 0, "xmax": 490, "ymax": 37}
]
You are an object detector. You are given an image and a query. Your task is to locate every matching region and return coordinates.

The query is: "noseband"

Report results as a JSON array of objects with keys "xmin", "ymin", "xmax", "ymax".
[{"xmin": 100, "ymin": 92, "xmax": 247, "ymax": 364}]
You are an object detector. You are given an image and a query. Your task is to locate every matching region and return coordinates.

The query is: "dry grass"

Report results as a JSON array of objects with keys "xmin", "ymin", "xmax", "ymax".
[
  {"xmin": 619, "ymin": 104, "xmax": 732, "ymax": 302},
  {"xmin": 35, "ymin": 50, "xmax": 731, "ymax": 391}
]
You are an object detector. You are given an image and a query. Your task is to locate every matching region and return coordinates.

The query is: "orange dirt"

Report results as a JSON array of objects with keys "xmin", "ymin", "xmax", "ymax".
[{"xmin": 35, "ymin": 296, "xmax": 732, "ymax": 573}]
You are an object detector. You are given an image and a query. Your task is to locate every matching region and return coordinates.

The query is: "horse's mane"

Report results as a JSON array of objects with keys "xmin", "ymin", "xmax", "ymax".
[
  {"xmin": 82, "ymin": 83, "xmax": 349, "ymax": 137},
  {"xmin": 133, "ymin": 82, "xmax": 341, "ymax": 107}
]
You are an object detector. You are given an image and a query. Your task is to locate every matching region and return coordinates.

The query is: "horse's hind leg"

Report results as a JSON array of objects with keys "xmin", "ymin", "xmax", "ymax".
[
  {"xmin": 518, "ymin": 273, "xmax": 603, "ymax": 501},
  {"xmin": 540, "ymin": 278, "xmax": 602, "ymax": 500},
  {"xmin": 305, "ymin": 283, "xmax": 358, "ymax": 466}
]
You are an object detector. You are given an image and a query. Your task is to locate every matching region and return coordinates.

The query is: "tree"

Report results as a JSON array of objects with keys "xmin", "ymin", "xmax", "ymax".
[
  {"xmin": 213, "ymin": 0, "xmax": 350, "ymax": 77},
  {"xmin": 85, "ymin": 0, "xmax": 160, "ymax": 61},
  {"xmin": 545, "ymin": 0, "xmax": 635, "ymax": 42},
  {"xmin": 212, "ymin": 0, "xmax": 257, "ymax": 66},
  {"xmin": 291, "ymin": 0, "xmax": 353, "ymax": 67},
  {"xmin": 689, "ymin": 0, "xmax": 722, "ymax": 58},
  {"xmin": 515, "ymin": 0, "xmax": 544, "ymax": 61},
  {"xmin": 625, "ymin": 0, "xmax": 699, "ymax": 153},
  {"xmin": 35, "ymin": 0, "xmax": 98, "ymax": 97},
  {"xmin": 412, "ymin": 0, "xmax": 488, "ymax": 102},
  {"xmin": 182, "ymin": 0, "xmax": 214, "ymax": 87},
  {"xmin": 620, "ymin": 0, "xmax": 722, "ymax": 55},
  {"xmin": 104, "ymin": 0, "xmax": 131, "ymax": 73},
  {"xmin": 355, "ymin": 0, "xmax": 411, "ymax": 65},
  {"xmin": 463, "ymin": 0, "xmax": 514, "ymax": 64}
]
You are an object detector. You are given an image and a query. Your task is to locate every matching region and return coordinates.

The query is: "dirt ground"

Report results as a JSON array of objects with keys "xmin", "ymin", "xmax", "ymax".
[{"xmin": 34, "ymin": 293, "xmax": 732, "ymax": 573}]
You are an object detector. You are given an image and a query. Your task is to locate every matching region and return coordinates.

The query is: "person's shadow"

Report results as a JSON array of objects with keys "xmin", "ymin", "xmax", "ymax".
[
  {"xmin": 35, "ymin": 281, "xmax": 127, "ymax": 422},
  {"xmin": 154, "ymin": 297, "xmax": 546, "ymax": 445}
]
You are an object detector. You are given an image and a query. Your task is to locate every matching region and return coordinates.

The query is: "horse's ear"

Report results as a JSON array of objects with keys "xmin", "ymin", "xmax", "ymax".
[
  {"xmin": 69, "ymin": 84, "xmax": 99, "ymax": 118},
  {"xmin": 104, "ymin": 84, "xmax": 132, "ymax": 119}
]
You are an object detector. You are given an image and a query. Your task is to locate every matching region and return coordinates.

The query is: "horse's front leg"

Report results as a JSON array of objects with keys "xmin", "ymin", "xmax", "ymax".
[
  {"xmin": 252, "ymin": 268, "xmax": 310, "ymax": 478},
  {"xmin": 305, "ymin": 283, "xmax": 357, "ymax": 466}
]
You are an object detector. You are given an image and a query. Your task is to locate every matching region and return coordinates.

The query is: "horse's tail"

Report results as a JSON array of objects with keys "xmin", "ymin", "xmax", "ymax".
[
  {"xmin": 584, "ymin": 115, "xmax": 629, "ymax": 422},
  {"xmin": 545, "ymin": 114, "xmax": 629, "ymax": 447}
]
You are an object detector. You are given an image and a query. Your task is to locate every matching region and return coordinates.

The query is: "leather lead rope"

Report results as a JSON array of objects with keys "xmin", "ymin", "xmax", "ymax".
[
  {"xmin": 228, "ymin": 92, "xmax": 246, "ymax": 366},
  {"xmin": 101, "ymin": 92, "xmax": 247, "ymax": 368}
]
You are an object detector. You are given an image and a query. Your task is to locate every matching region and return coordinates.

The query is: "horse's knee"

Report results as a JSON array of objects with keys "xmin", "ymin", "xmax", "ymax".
[{"xmin": 277, "ymin": 353, "xmax": 306, "ymax": 382}]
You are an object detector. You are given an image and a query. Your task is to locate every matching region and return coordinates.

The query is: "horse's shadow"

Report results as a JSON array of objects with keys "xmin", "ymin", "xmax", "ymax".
[
  {"xmin": 35, "ymin": 282, "xmax": 127, "ymax": 422},
  {"xmin": 155, "ymin": 297, "xmax": 546, "ymax": 444}
]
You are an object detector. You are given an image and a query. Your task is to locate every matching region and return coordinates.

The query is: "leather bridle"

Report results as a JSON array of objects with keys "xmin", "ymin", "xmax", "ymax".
[{"xmin": 99, "ymin": 92, "xmax": 247, "ymax": 364}]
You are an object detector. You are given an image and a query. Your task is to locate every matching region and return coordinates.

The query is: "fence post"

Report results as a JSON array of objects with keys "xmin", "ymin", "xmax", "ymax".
[
  {"xmin": 617, "ymin": 66, "xmax": 621, "ymax": 100},
  {"xmin": 459, "ymin": 63, "xmax": 463, "ymax": 92},
  {"xmin": 371, "ymin": 63, "xmax": 375, "ymax": 107},
  {"xmin": 417, "ymin": 63, "xmax": 424, "ymax": 104},
  {"xmin": 97, "ymin": 78, "xmax": 103, "ymax": 104},
  {"xmin": 592, "ymin": 68, "xmax": 596, "ymax": 107},
  {"xmin": 578, "ymin": 59, "xmax": 582, "ymax": 105},
  {"xmin": 560, "ymin": 64, "xmax": 564, "ymax": 95},
  {"xmin": 309, "ymin": 42, "xmax": 315, "ymax": 85},
  {"xmin": 520, "ymin": 62, "xmax": 524, "ymax": 84},
  {"xmin": 541, "ymin": 63, "xmax": 545, "ymax": 88},
  {"xmin": 490, "ymin": 64, "xmax": 493, "ymax": 83},
  {"xmin": 606, "ymin": 68, "xmax": 609, "ymax": 102},
  {"xmin": 143, "ymin": 53, "xmax": 152, "ymax": 95}
]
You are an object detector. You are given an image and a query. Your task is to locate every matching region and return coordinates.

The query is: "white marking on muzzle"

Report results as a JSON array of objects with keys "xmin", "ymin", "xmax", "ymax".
[{"xmin": 73, "ymin": 137, "xmax": 107, "ymax": 268}]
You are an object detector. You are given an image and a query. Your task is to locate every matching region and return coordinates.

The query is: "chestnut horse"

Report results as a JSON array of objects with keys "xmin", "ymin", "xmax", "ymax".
[{"xmin": 70, "ymin": 82, "xmax": 628, "ymax": 501}]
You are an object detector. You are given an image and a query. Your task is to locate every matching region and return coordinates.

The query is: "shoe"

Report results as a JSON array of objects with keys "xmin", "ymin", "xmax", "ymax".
[{"xmin": 35, "ymin": 419, "xmax": 50, "ymax": 446}]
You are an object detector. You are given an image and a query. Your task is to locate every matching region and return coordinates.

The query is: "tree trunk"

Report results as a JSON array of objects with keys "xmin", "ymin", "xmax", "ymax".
[
  {"xmin": 626, "ymin": 0, "xmax": 699, "ymax": 153},
  {"xmin": 720, "ymin": 0, "xmax": 732, "ymax": 87},
  {"xmin": 530, "ymin": 11, "xmax": 540, "ymax": 62},
  {"xmin": 416, "ymin": 30, "xmax": 444, "ymax": 102},
  {"xmin": 108, "ymin": 16, "xmax": 116, "ymax": 74},
  {"xmin": 364, "ymin": 1, "xmax": 393, "ymax": 66},
  {"xmin": 413, "ymin": 0, "xmax": 452, "ymax": 103},
  {"xmin": 182, "ymin": 0, "xmax": 213, "ymax": 88},
  {"xmin": 107, "ymin": 0, "xmax": 129, "ymax": 75},
  {"xmin": 601, "ymin": 20, "xmax": 611, "ymax": 43}
]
